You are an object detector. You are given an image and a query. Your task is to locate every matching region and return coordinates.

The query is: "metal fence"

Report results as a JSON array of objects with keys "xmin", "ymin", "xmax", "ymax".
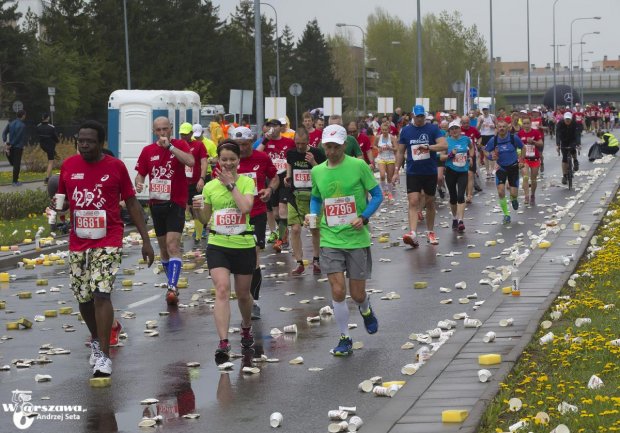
[{"xmin": 497, "ymin": 71, "xmax": 620, "ymax": 92}]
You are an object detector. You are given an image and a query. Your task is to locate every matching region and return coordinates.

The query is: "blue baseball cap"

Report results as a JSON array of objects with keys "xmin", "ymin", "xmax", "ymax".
[{"xmin": 412, "ymin": 105, "xmax": 426, "ymax": 116}]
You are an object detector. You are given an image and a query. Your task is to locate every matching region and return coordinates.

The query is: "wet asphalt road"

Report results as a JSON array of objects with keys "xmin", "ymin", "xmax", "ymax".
[{"xmin": 0, "ymin": 133, "xmax": 604, "ymax": 433}]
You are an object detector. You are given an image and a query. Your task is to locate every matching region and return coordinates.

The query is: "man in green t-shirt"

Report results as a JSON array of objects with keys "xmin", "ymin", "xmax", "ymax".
[{"xmin": 308, "ymin": 124, "xmax": 383, "ymax": 356}]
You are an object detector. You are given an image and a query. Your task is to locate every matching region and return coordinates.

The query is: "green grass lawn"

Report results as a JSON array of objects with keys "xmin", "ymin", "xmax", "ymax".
[
  {"xmin": 0, "ymin": 214, "xmax": 53, "ymax": 245},
  {"xmin": 478, "ymin": 197, "xmax": 620, "ymax": 433}
]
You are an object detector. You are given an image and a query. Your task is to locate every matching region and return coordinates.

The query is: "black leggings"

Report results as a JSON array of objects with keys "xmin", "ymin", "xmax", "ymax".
[{"xmin": 445, "ymin": 167, "xmax": 468, "ymax": 205}]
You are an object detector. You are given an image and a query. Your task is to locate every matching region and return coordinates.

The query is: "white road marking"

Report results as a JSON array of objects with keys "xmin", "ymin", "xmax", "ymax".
[{"xmin": 126, "ymin": 294, "xmax": 161, "ymax": 309}]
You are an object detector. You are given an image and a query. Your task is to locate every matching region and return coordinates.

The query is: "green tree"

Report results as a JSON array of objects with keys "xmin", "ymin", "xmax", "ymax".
[{"xmin": 293, "ymin": 19, "xmax": 342, "ymax": 119}]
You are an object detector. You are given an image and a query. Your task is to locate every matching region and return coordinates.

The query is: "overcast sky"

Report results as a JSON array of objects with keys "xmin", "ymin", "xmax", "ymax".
[{"xmin": 215, "ymin": 0, "xmax": 618, "ymax": 68}]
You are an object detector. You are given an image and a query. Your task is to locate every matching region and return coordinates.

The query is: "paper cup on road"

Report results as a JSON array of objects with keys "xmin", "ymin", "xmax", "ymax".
[
  {"xmin": 427, "ymin": 328, "xmax": 442, "ymax": 338},
  {"xmin": 575, "ymin": 317, "xmax": 591, "ymax": 327},
  {"xmin": 437, "ymin": 320, "xmax": 452, "ymax": 330},
  {"xmin": 499, "ymin": 318, "xmax": 514, "ymax": 327},
  {"xmin": 401, "ymin": 363, "xmax": 419, "ymax": 375},
  {"xmin": 328, "ymin": 421, "xmax": 349, "ymax": 432},
  {"xmin": 348, "ymin": 416, "xmax": 363, "ymax": 432},
  {"xmin": 269, "ymin": 412, "xmax": 283, "ymax": 428},
  {"xmin": 540, "ymin": 332, "xmax": 554, "ymax": 345},
  {"xmin": 193, "ymin": 194, "xmax": 204, "ymax": 209},
  {"xmin": 478, "ymin": 369, "xmax": 492, "ymax": 383},
  {"xmin": 283, "ymin": 324, "xmax": 297, "ymax": 333},
  {"xmin": 358, "ymin": 380, "xmax": 374, "ymax": 393},
  {"xmin": 483, "ymin": 331, "xmax": 496, "ymax": 343},
  {"xmin": 54, "ymin": 193, "xmax": 65, "ymax": 210},
  {"xmin": 307, "ymin": 213, "xmax": 317, "ymax": 228},
  {"xmin": 550, "ymin": 424, "xmax": 570, "ymax": 433},
  {"xmin": 464, "ymin": 318, "xmax": 482, "ymax": 328},
  {"xmin": 328, "ymin": 410, "xmax": 348, "ymax": 420}
]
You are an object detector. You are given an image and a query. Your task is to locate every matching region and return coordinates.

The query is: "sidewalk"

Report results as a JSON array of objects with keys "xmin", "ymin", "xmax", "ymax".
[{"xmin": 364, "ymin": 155, "xmax": 620, "ymax": 432}]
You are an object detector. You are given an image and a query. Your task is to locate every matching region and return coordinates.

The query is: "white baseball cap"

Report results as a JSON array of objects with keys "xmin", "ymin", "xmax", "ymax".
[
  {"xmin": 231, "ymin": 126, "xmax": 254, "ymax": 140},
  {"xmin": 448, "ymin": 120, "xmax": 461, "ymax": 129},
  {"xmin": 563, "ymin": 112, "xmax": 573, "ymax": 119},
  {"xmin": 192, "ymin": 123, "xmax": 203, "ymax": 138},
  {"xmin": 321, "ymin": 124, "xmax": 347, "ymax": 145}
]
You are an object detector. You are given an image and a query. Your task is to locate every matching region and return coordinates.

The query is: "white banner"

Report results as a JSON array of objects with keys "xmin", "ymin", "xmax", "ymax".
[
  {"xmin": 264, "ymin": 97, "xmax": 287, "ymax": 120},
  {"xmin": 377, "ymin": 97, "xmax": 394, "ymax": 115},
  {"xmin": 323, "ymin": 97, "xmax": 342, "ymax": 116},
  {"xmin": 444, "ymin": 98, "xmax": 457, "ymax": 111},
  {"xmin": 415, "ymin": 98, "xmax": 430, "ymax": 113}
]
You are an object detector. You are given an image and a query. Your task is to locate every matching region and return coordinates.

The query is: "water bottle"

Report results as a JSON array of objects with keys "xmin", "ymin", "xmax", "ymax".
[
  {"xmin": 35, "ymin": 232, "xmax": 41, "ymax": 252},
  {"xmin": 511, "ymin": 268, "xmax": 520, "ymax": 296}
]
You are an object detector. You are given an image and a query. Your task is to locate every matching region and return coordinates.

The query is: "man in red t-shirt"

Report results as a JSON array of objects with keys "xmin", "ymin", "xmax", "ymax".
[
  {"xmin": 347, "ymin": 121, "xmax": 374, "ymax": 167},
  {"xmin": 461, "ymin": 115, "xmax": 481, "ymax": 203},
  {"xmin": 135, "ymin": 117, "xmax": 194, "ymax": 305},
  {"xmin": 257, "ymin": 118, "xmax": 296, "ymax": 252},
  {"xmin": 303, "ymin": 112, "xmax": 322, "ymax": 148},
  {"xmin": 232, "ymin": 126, "xmax": 279, "ymax": 319},
  {"xmin": 57, "ymin": 120, "xmax": 154, "ymax": 378},
  {"xmin": 517, "ymin": 117, "xmax": 544, "ymax": 205},
  {"xmin": 179, "ymin": 123, "xmax": 208, "ymax": 247}
]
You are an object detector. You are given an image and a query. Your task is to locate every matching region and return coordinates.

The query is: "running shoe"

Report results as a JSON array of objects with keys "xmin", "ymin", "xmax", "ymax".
[
  {"xmin": 417, "ymin": 211, "xmax": 424, "ymax": 222},
  {"xmin": 402, "ymin": 231, "xmax": 419, "ymax": 248},
  {"xmin": 240, "ymin": 326, "xmax": 255, "ymax": 348},
  {"xmin": 281, "ymin": 241, "xmax": 290, "ymax": 250},
  {"xmin": 503, "ymin": 215, "xmax": 511, "ymax": 225},
  {"xmin": 267, "ymin": 232, "xmax": 278, "ymax": 244},
  {"xmin": 562, "ymin": 175, "xmax": 568, "ymax": 185},
  {"xmin": 530, "ymin": 195, "xmax": 536, "ymax": 205},
  {"xmin": 360, "ymin": 303, "xmax": 378, "ymax": 334},
  {"xmin": 166, "ymin": 288, "xmax": 179, "ymax": 306},
  {"xmin": 540, "ymin": 161, "xmax": 545, "ymax": 173},
  {"xmin": 511, "ymin": 198, "xmax": 519, "ymax": 210},
  {"xmin": 110, "ymin": 320, "xmax": 123, "ymax": 347},
  {"xmin": 291, "ymin": 263, "xmax": 305, "ymax": 276},
  {"xmin": 452, "ymin": 219, "xmax": 458, "ymax": 230},
  {"xmin": 89, "ymin": 340, "xmax": 102, "ymax": 366},
  {"xmin": 387, "ymin": 192, "xmax": 394, "ymax": 201},
  {"xmin": 438, "ymin": 188, "xmax": 445, "ymax": 199},
  {"xmin": 458, "ymin": 221, "xmax": 466, "ymax": 232},
  {"xmin": 93, "ymin": 355, "xmax": 112, "ymax": 377},
  {"xmin": 524, "ymin": 196, "xmax": 530, "ymax": 206},
  {"xmin": 215, "ymin": 340, "xmax": 231, "ymax": 364},
  {"xmin": 273, "ymin": 239, "xmax": 283, "ymax": 253},
  {"xmin": 331, "ymin": 335, "xmax": 353, "ymax": 357},
  {"xmin": 313, "ymin": 260, "xmax": 322, "ymax": 275},
  {"xmin": 573, "ymin": 159, "xmax": 579, "ymax": 172},
  {"xmin": 251, "ymin": 303, "xmax": 261, "ymax": 320},
  {"xmin": 427, "ymin": 231, "xmax": 439, "ymax": 245}
]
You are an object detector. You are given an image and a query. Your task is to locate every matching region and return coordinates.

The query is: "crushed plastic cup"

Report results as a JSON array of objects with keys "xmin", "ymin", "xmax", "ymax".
[
  {"xmin": 508, "ymin": 397, "xmax": 522, "ymax": 411},
  {"xmin": 483, "ymin": 331, "xmax": 496, "ymax": 343},
  {"xmin": 307, "ymin": 213, "xmax": 317, "ymax": 229},
  {"xmin": 348, "ymin": 415, "xmax": 364, "ymax": 432},
  {"xmin": 269, "ymin": 412, "xmax": 283, "ymax": 428},
  {"xmin": 557, "ymin": 401, "xmax": 578, "ymax": 414},
  {"xmin": 328, "ymin": 421, "xmax": 349, "ymax": 432},
  {"xmin": 540, "ymin": 332, "xmax": 554, "ymax": 345},
  {"xmin": 54, "ymin": 194, "xmax": 65, "ymax": 210},
  {"xmin": 427, "ymin": 328, "xmax": 442, "ymax": 338},
  {"xmin": 283, "ymin": 324, "xmax": 297, "ymax": 333},
  {"xmin": 401, "ymin": 363, "xmax": 419, "ymax": 375},
  {"xmin": 550, "ymin": 424, "xmax": 570, "ymax": 433},
  {"xmin": 508, "ymin": 420, "xmax": 529, "ymax": 432},
  {"xmin": 499, "ymin": 318, "xmax": 514, "ymax": 327},
  {"xmin": 478, "ymin": 369, "xmax": 492, "ymax": 382},
  {"xmin": 358, "ymin": 380, "xmax": 373, "ymax": 393},
  {"xmin": 463, "ymin": 318, "xmax": 482, "ymax": 328},
  {"xmin": 587, "ymin": 374, "xmax": 604, "ymax": 389},
  {"xmin": 575, "ymin": 317, "xmax": 591, "ymax": 327},
  {"xmin": 193, "ymin": 195, "xmax": 204, "ymax": 209},
  {"xmin": 328, "ymin": 410, "xmax": 348, "ymax": 420}
]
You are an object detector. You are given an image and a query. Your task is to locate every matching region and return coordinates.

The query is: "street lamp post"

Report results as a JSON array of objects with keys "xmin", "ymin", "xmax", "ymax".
[
  {"xmin": 569, "ymin": 16, "xmax": 601, "ymax": 107},
  {"xmin": 260, "ymin": 2, "xmax": 280, "ymax": 97},
  {"xmin": 123, "ymin": 0, "xmax": 131, "ymax": 89},
  {"xmin": 416, "ymin": 0, "xmax": 423, "ymax": 98},
  {"xmin": 489, "ymin": 0, "xmax": 495, "ymax": 113},
  {"xmin": 336, "ymin": 23, "xmax": 366, "ymax": 116},
  {"xmin": 552, "ymin": 0, "xmax": 560, "ymax": 110},
  {"xmin": 253, "ymin": 0, "xmax": 264, "ymax": 125},
  {"xmin": 579, "ymin": 31, "xmax": 600, "ymax": 104},
  {"xmin": 526, "ymin": 0, "xmax": 531, "ymax": 107}
]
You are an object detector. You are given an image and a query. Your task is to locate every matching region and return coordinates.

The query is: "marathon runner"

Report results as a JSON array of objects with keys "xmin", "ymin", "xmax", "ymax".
[
  {"xmin": 461, "ymin": 115, "xmax": 481, "ymax": 203},
  {"xmin": 308, "ymin": 124, "xmax": 382, "ymax": 356},
  {"xmin": 484, "ymin": 119, "xmax": 524, "ymax": 224},
  {"xmin": 556, "ymin": 112, "xmax": 580, "ymax": 185},
  {"xmin": 135, "ymin": 117, "xmax": 194, "ymax": 305},
  {"xmin": 374, "ymin": 121, "xmax": 397, "ymax": 201},
  {"xmin": 56, "ymin": 120, "xmax": 154, "ymax": 377},
  {"xmin": 303, "ymin": 111, "xmax": 322, "ymax": 148},
  {"xmin": 442, "ymin": 119, "xmax": 474, "ymax": 232},
  {"xmin": 233, "ymin": 126, "xmax": 279, "ymax": 320},
  {"xmin": 517, "ymin": 117, "xmax": 544, "ymax": 205},
  {"xmin": 191, "ymin": 123, "xmax": 218, "ymax": 244},
  {"xmin": 193, "ymin": 140, "xmax": 256, "ymax": 364},
  {"xmin": 285, "ymin": 127, "xmax": 325, "ymax": 276},
  {"xmin": 477, "ymin": 106, "xmax": 497, "ymax": 179},
  {"xmin": 393, "ymin": 104, "xmax": 447, "ymax": 247},
  {"xmin": 257, "ymin": 118, "xmax": 296, "ymax": 253}
]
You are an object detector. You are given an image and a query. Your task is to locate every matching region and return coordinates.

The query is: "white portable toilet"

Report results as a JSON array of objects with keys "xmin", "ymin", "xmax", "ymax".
[
  {"xmin": 108, "ymin": 89, "xmax": 174, "ymax": 201},
  {"xmin": 175, "ymin": 92, "xmax": 188, "ymax": 131},
  {"xmin": 179, "ymin": 91, "xmax": 201, "ymax": 125}
]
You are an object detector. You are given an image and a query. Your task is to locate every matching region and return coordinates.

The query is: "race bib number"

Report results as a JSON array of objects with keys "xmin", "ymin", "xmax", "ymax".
[
  {"xmin": 293, "ymin": 169, "xmax": 312, "ymax": 188},
  {"xmin": 149, "ymin": 178, "xmax": 172, "ymax": 201},
  {"xmin": 213, "ymin": 208, "xmax": 247, "ymax": 235},
  {"xmin": 241, "ymin": 172, "xmax": 258, "ymax": 195},
  {"xmin": 74, "ymin": 210, "xmax": 106, "ymax": 239},
  {"xmin": 411, "ymin": 144, "xmax": 430, "ymax": 161},
  {"xmin": 525, "ymin": 144, "xmax": 536, "ymax": 158},
  {"xmin": 453, "ymin": 152, "xmax": 468, "ymax": 167},
  {"xmin": 532, "ymin": 121, "xmax": 541, "ymax": 129},
  {"xmin": 324, "ymin": 196, "xmax": 357, "ymax": 227},
  {"xmin": 273, "ymin": 158, "xmax": 287, "ymax": 174},
  {"xmin": 185, "ymin": 165, "xmax": 193, "ymax": 178}
]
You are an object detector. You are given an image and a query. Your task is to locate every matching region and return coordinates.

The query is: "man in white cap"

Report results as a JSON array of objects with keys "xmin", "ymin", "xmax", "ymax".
[{"xmin": 308, "ymin": 124, "xmax": 383, "ymax": 356}]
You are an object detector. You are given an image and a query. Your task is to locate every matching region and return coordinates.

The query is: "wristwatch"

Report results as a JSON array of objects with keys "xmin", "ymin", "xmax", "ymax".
[
  {"xmin": 226, "ymin": 182, "xmax": 236, "ymax": 192},
  {"xmin": 167, "ymin": 144, "xmax": 175, "ymax": 152},
  {"xmin": 361, "ymin": 216, "xmax": 369, "ymax": 225}
]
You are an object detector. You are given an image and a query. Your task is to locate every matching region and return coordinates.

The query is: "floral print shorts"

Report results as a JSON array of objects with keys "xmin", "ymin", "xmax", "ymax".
[{"xmin": 69, "ymin": 247, "xmax": 122, "ymax": 303}]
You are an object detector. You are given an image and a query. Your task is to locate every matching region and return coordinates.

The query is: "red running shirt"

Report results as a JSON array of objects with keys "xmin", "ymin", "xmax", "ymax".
[
  {"xmin": 263, "ymin": 136, "xmax": 296, "ymax": 174},
  {"xmin": 135, "ymin": 138, "xmax": 191, "ymax": 208},
  {"xmin": 58, "ymin": 154, "xmax": 135, "ymax": 251},
  {"xmin": 517, "ymin": 129, "xmax": 543, "ymax": 160},
  {"xmin": 186, "ymin": 139, "xmax": 208, "ymax": 184},
  {"xmin": 237, "ymin": 151, "xmax": 278, "ymax": 217}
]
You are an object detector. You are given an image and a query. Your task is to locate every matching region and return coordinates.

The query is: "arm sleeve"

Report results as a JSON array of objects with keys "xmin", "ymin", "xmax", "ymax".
[
  {"xmin": 310, "ymin": 195, "xmax": 323, "ymax": 215},
  {"xmin": 361, "ymin": 185, "xmax": 383, "ymax": 219}
]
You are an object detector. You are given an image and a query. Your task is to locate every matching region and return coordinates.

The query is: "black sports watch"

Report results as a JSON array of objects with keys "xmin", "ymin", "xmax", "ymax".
[
  {"xmin": 226, "ymin": 182, "xmax": 236, "ymax": 192},
  {"xmin": 361, "ymin": 216, "xmax": 369, "ymax": 225}
]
